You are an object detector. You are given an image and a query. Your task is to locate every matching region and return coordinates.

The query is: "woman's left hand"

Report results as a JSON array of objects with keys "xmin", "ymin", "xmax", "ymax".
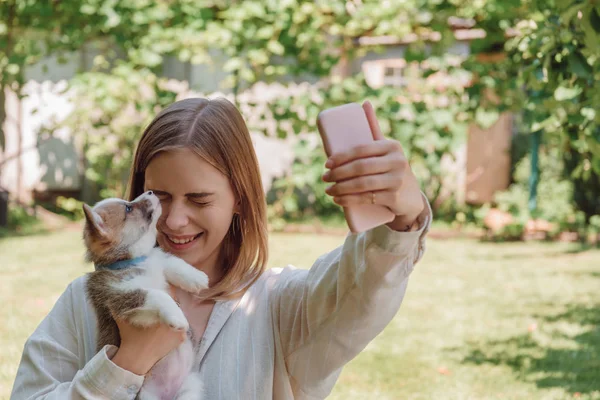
[{"xmin": 322, "ymin": 101, "xmax": 425, "ymax": 231}]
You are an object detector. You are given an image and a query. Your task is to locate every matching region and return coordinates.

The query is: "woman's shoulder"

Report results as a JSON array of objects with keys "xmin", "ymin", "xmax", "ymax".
[
  {"xmin": 251, "ymin": 265, "xmax": 309, "ymax": 294},
  {"xmin": 65, "ymin": 274, "xmax": 90, "ymax": 298},
  {"xmin": 50, "ymin": 274, "xmax": 92, "ymax": 319},
  {"xmin": 260, "ymin": 264, "xmax": 304, "ymax": 280}
]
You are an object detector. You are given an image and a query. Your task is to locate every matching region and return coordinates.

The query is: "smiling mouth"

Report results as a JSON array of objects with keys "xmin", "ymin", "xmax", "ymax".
[{"xmin": 165, "ymin": 233, "xmax": 203, "ymax": 245}]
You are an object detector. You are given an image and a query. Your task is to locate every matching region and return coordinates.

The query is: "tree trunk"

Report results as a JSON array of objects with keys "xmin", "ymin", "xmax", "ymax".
[
  {"xmin": 16, "ymin": 85, "xmax": 23, "ymax": 202},
  {"xmin": 0, "ymin": 84, "xmax": 7, "ymax": 227}
]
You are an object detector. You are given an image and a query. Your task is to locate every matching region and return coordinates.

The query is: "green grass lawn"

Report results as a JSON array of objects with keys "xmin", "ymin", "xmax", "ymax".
[{"xmin": 1, "ymin": 227, "xmax": 599, "ymax": 399}]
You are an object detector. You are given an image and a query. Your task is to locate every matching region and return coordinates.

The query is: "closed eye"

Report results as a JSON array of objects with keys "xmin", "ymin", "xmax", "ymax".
[
  {"xmin": 151, "ymin": 190, "xmax": 171, "ymax": 201},
  {"xmin": 190, "ymin": 200, "xmax": 211, "ymax": 207},
  {"xmin": 146, "ymin": 189, "xmax": 213, "ymax": 206}
]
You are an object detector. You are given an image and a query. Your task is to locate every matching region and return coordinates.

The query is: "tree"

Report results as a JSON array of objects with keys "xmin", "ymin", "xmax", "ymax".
[{"xmin": 500, "ymin": 0, "xmax": 600, "ymax": 221}]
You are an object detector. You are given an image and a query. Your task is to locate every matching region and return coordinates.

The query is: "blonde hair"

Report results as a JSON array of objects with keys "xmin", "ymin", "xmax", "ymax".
[{"xmin": 127, "ymin": 97, "xmax": 268, "ymax": 300}]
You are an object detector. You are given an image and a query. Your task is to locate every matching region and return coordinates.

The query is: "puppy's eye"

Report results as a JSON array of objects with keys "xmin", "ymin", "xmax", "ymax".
[{"xmin": 125, "ymin": 205, "xmax": 133, "ymax": 213}]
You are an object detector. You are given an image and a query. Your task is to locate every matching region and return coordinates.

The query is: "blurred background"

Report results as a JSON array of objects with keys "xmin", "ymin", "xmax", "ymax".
[{"xmin": 1, "ymin": 1, "xmax": 599, "ymax": 399}]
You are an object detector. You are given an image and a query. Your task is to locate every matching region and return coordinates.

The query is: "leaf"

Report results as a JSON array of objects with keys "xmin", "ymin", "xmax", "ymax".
[
  {"xmin": 240, "ymin": 67, "xmax": 256, "ymax": 82},
  {"xmin": 554, "ymin": 86, "xmax": 582, "ymax": 101},
  {"xmin": 267, "ymin": 40, "xmax": 285, "ymax": 55},
  {"xmin": 568, "ymin": 52, "xmax": 592, "ymax": 79},
  {"xmin": 590, "ymin": 7, "xmax": 600, "ymax": 33},
  {"xmin": 581, "ymin": 107, "xmax": 596, "ymax": 121},
  {"xmin": 433, "ymin": 110, "xmax": 454, "ymax": 128},
  {"xmin": 256, "ymin": 25, "xmax": 275, "ymax": 39},
  {"xmin": 560, "ymin": 2, "xmax": 581, "ymax": 24},
  {"xmin": 223, "ymin": 57, "xmax": 244, "ymax": 72},
  {"xmin": 581, "ymin": 8, "xmax": 600, "ymax": 50},
  {"xmin": 6, "ymin": 64, "xmax": 19, "ymax": 75},
  {"xmin": 136, "ymin": 49, "xmax": 162, "ymax": 67}
]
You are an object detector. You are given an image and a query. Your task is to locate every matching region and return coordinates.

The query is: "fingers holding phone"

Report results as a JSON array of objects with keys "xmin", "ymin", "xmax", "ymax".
[
  {"xmin": 322, "ymin": 139, "xmax": 409, "ymax": 209},
  {"xmin": 318, "ymin": 101, "xmax": 424, "ymax": 230}
]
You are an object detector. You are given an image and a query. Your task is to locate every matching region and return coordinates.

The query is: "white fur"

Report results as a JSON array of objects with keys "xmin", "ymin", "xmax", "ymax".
[
  {"xmin": 174, "ymin": 373, "xmax": 204, "ymax": 400},
  {"xmin": 111, "ymin": 248, "xmax": 209, "ymax": 331},
  {"xmin": 163, "ymin": 255, "xmax": 210, "ymax": 293},
  {"xmin": 127, "ymin": 227, "xmax": 157, "ymax": 258},
  {"xmin": 127, "ymin": 289, "xmax": 189, "ymax": 330}
]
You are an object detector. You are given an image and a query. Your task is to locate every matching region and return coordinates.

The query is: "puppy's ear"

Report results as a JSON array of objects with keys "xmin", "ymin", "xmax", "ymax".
[{"xmin": 82, "ymin": 204, "xmax": 107, "ymax": 238}]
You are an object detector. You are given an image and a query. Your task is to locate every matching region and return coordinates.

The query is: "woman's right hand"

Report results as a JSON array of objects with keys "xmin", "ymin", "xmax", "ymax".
[{"xmin": 110, "ymin": 318, "xmax": 186, "ymax": 376}]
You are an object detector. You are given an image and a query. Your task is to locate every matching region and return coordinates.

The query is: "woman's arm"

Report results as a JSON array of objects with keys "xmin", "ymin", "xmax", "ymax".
[
  {"xmin": 272, "ymin": 100, "xmax": 432, "ymax": 397},
  {"xmin": 10, "ymin": 278, "xmax": 145, "ymax": 400},
  {"xmin": 271, "ymin": 196, "xmax": 431, "ymax": 398}
]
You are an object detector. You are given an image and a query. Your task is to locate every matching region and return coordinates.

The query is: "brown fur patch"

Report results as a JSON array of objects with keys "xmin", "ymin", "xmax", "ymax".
[
  {"xmin": 85, "ymin": 268, "xmax": 146, "ymax": 352},
  {"xmin": 82, "ymin": 201, "xmax": 131, "ymax": 267},
  {"xmin": 82, "ymin": 198, "xmax": 156, "ymax": 268}
]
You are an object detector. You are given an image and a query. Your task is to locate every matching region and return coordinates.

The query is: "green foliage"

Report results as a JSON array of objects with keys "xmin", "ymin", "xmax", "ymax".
[
  {"xmin": 0, "ymin": 0, "xmax": 128, "ymax": 150},
  {"xmin": 504, "ymin": 145, "xmax": 575, "ymax": 224},
  {"xmin": 473, "ymin": 140, "xmax": 600, "ymax": 241},
  {"xmin": 7, "ymin": 0, "xmax": 599, "ymax": 230},
  {"xmin": 58, "ymin": 65, "xmax": 179, "ymax": 199},
  {"xmin": 498, "ymin": 0, "xmax": 600, "ymax": 221},
  {"xmin": 446, "ymin": 0, "xmax": 600, "ymax": 230},
  {"xmin": 267, "ymin": 138, "xmax": 340, "ymax": 225},
  {"xmin": 41, "ymin": 0, "xmax": 473, "ymax": 207},
  {"xmin": 55, "ymin": 196, "xmax": 85, "ymax": 221},
  {"xmin": 0, "ymin": 204, "xmax": 43, "ymax": 237}
]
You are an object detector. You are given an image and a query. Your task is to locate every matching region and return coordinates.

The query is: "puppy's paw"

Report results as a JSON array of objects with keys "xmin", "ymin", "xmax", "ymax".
[
  {"xmin": 185, "ymin": 270, "xmax": 209, "ymax": 294},
  {"xmin": 161, "ymin": 308, "xmax": 189, "ymax": 331},
  {"xmin": 164, "ymin": 257, "xmax": 210, "ymax": 294}
]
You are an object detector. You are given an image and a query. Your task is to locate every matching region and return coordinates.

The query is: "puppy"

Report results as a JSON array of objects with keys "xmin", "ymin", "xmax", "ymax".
[{"xmin": 83, "ymin": 191, "xmax": 207, "ymax": 400}]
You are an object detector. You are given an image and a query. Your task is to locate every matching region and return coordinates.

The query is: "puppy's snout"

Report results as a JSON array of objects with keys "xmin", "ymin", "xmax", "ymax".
[
  {"xmin": 138, "ymin": 199, "xmax": 155, "ymax": 221},
  {"xmin": 133, "ymin": 191, "xmax": 161, "ymax": 221}
]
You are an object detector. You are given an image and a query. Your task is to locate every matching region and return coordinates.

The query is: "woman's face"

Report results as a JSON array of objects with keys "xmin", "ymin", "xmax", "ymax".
[{"xmin": 144, "ymin": 148, "xmax": 237, "ymax": 276}]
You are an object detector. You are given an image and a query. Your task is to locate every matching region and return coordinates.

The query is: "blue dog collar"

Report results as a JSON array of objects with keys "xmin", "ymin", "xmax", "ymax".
[{"xmin": 96, "ymin": 255, "xmax": 148, "ymax": 271}]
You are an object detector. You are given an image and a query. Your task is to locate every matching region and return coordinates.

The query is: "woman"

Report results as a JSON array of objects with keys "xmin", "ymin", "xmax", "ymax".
[{"xmin": 11, "ymin": 97, "xmax": 431, "ymax": 399}]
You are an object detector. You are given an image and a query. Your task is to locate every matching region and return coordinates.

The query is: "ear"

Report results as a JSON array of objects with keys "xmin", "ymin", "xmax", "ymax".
[{"xmin": 82, "ymin": 204, "xmax": 107, "ymax": 238}]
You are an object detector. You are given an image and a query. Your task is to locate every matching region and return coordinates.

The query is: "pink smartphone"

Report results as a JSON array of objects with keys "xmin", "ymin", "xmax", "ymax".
[{"xmin": 317, "ymin": 103, "xmax": 396, "ymax": 233}]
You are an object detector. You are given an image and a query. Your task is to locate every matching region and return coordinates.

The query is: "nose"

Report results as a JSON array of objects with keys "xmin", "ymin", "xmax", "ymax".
[{"xmin": 164, "ymin": 202, "xmax": 189, "ymax": 231}]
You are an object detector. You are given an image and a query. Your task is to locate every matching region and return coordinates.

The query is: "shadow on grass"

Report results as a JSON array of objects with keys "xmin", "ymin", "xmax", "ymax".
[
  {"xmin": 563, "ymin": 244, "xmax": 600, "ymax": 254},
  {"xmin": 459, "ymin": 304, "xmax": 600, "ymax": 395}
]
